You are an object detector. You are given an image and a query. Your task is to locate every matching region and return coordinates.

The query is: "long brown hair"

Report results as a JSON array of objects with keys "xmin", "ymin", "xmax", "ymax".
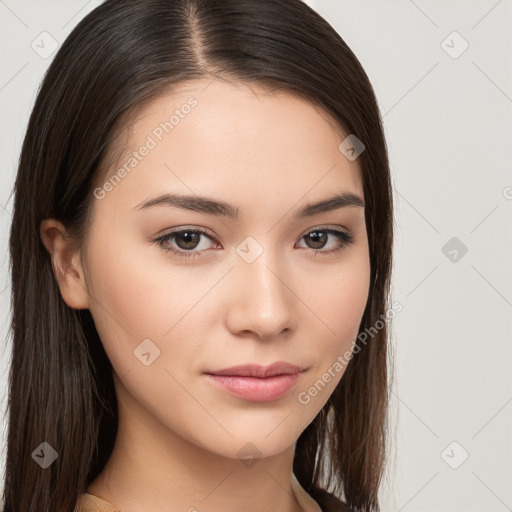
[{"xmin": 3, "ymin": 1, "xmax": 394, "ymax": 510}]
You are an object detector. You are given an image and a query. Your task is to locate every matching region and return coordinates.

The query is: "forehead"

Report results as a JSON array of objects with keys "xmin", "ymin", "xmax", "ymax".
[{"xmin": 96, "ymin": 78, "xmax": 364, "ymax": 216}]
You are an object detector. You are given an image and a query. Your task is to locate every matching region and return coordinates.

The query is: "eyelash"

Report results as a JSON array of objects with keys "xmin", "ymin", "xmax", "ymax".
[{"xmin": 153, "ymin": 226, "xmax": 354, "ymax": 260}]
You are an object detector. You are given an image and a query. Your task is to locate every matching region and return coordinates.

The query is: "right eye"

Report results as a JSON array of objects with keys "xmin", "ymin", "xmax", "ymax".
[{"xmin": 153, "ymin": 228, "xmax": 219, "ymax": 259}]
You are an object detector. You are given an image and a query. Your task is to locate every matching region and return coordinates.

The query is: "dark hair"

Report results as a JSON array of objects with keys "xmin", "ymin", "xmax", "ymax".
[{"xmin": 4, "ymin": 1, "xmax": 394, "ymax": 511}]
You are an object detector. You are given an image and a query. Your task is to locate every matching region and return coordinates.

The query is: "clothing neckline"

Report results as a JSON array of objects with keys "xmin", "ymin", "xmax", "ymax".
[{"xmin": 82, "ymin": 471, "xmax": 322, "ymax": 512}]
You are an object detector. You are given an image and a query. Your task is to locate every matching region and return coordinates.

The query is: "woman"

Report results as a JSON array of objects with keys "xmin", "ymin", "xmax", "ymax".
[{"xmin": 3, "ymin": 1, "xmax": 394, "ymax": 511}]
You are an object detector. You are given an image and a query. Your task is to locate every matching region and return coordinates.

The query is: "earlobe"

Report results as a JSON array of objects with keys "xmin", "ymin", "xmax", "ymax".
[{"xmin": 39, "ymin": 219, "xmax": 90, "ymax": 310}]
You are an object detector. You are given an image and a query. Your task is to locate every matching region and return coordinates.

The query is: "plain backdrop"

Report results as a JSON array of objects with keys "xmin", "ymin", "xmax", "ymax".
[{"xmin": 1, "ymin": 1, "xmax": 511, "ymax": 510}]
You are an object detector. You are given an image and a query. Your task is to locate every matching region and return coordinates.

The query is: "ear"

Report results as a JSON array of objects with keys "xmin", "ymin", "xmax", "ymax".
[{"xmin": 39, "ymin": 219, "xmax": 90, "ymax": 310}]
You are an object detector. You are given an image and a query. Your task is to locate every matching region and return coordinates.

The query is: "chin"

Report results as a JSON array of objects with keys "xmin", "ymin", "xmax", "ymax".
[{"xmin": 184, "ymin": 419, "xmax": 304, "ymax": 463}]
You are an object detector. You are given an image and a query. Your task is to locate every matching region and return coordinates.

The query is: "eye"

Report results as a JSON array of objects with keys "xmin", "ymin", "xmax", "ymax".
[
  {"xmin": 296, "ymin": 226, "xmax": 354, "ymax": 256},
  {"xmin": 154, "ymin": 228, "xmax": 218, "ymax": 259},
  {"xmin": 153, "ymin": 225, "xmax": 355, "ymax": 260}
]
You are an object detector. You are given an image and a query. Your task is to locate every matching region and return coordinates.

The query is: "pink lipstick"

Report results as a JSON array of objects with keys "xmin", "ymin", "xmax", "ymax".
[{"xmin": 204, "ymin": 362, "xmax": 305, "ymax": 402}]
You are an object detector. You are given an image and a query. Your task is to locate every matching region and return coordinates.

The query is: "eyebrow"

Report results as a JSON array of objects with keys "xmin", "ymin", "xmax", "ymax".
[{"xmin": 134, "ymin": 191, "xmax": 364, "ymax": 219}]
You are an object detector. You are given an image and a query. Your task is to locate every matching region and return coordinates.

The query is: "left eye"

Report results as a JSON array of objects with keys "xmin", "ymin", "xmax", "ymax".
[
  {"xmin": 154, "ymin": 227, "xmax": 354, "ymax": 259},
  {"xmin": 297, "ymin": 228, "xmax": 354, "ymax": 254}
]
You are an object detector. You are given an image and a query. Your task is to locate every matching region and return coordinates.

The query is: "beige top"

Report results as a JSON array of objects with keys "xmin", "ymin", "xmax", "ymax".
[{"xmin": 74, "ymin": 472, "xmax": 322, "ymax": 512}]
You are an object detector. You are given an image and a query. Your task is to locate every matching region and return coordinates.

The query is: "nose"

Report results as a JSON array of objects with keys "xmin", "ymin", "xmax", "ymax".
[{"xmin": 224, "ymin": 252, "xmax": 297, "ymax": 341}]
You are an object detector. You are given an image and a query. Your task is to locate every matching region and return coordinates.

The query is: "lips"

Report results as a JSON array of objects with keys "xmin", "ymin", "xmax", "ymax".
[
  {"xmin": 205, "ymin": 362, "xmax": 304, "ymax": 378},
  {"xmin": 204, "ymin": 362, "xmax": 306, "ymax": 402}
]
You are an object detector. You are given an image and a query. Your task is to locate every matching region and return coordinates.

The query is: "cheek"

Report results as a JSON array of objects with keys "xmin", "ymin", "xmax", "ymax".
[
  {"xmin": 84, "ymin": 233, "xmax": 215, "ymax": 372},
  {"xmin": 309, "ymin": 253, "xmax": 370, "ymax": 343},
  {"xmin": 329, "ymin": 271, "xmax": 369, "ymax": 342},
  {"xmin": 293, "ymin": 256, "xmax": 370, "ymax": 406},
  {"xmin": 291, "ymin": 261, "xmax": 370, "ymax": 414}
]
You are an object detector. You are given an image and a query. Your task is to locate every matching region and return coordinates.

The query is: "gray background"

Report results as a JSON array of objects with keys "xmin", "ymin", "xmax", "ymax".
[{"xmin": 1, "ymin": 1, "xmax": 511, "ymax": 510}]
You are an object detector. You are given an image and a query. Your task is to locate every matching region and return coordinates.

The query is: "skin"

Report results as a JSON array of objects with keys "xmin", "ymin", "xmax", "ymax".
[{"xmin": 40, "ymin": 78, "xmax": 370, "ymax": 512}]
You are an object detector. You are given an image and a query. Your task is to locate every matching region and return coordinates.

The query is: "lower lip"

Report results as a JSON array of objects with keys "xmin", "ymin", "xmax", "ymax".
[{"xmin": 204, "ymin": 372, "xmax": 302, "ymax": 402}]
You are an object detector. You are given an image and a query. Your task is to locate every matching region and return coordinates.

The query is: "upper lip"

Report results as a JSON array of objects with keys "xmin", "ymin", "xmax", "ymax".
[{"xmin": 206, "ymin": 362, "xmax": 305, "ymax": 378}]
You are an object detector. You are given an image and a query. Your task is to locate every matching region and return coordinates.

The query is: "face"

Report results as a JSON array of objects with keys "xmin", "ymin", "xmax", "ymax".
[{"xmin": 79, "ymin": 78, "xmax": 370, "ymax": 460}]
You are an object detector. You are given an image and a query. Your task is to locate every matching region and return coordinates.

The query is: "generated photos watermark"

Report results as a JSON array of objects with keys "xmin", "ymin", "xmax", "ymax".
[
  {"xmin": 93, "ymin": 96, "xmax": 198, "ymax": 200},
  {"xmin": 298, "ymin": 300, "xmax": 403, "ymax": 405}
]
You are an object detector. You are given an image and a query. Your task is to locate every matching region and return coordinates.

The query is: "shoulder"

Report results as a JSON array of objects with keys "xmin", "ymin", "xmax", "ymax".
[
  {"xmin": 74, "ymin": 493, "xmax": 121, "ymax": 512},
  {"xmin": 312, "ymin": 487, "xmax": 355, "ymax": 512}
]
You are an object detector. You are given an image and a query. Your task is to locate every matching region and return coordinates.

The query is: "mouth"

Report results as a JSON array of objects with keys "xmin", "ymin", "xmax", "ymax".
[{"xmin": 203, "ymin": 362, "xmax": 306, "ymax": 402}]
